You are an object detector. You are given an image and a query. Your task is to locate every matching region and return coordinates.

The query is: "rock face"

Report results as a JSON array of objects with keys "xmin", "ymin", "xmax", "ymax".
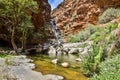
[
  {"xmin": 29, "ymin": 0, "xmax": 52, "ymax": 45},
  {"xmin": 52, "ymin": 0, "xmax": 120, "ymax": 38},
  {"xmin": 32, "ymin": 0, "xmax": 51, "ymax": 30}
]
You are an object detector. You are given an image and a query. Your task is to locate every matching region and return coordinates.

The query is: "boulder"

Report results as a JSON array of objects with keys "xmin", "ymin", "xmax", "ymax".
[
  {"xmin": 61, "ymin": 62, "xmax": 69, "ymax": 68},
  {"xmin": 48, "ymin": 46, "xmax": 57, "ymax": 58},
  {"xmin": 51, "ymin": 59, "xmax": 58, "ymax": 64},
  {"xmin": 76, "ymin": 58, "xmax": 82, "ymax": 62},
  {"xmin": 68, "ymin": 48, "xmax": 79, "ymax": 54}
]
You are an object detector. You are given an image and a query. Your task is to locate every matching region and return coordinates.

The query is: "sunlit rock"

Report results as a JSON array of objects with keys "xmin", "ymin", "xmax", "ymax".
[
  {"xmin": 76, "ymin": 58, "xmax": 82, "ymax": 62},
  {"xmin": 61, "ymin": 62, "xmax": 69, "ymax": 68},
  {"xmin": 68, "ymin": 48, "xmax": 79, "ymax": 54},
  {"xmin": 48, "ymin": 46, "xmax": 56, "ymax": 58},
  {"xmin": 51, "ymin": 59, "xmax": 58, "ymax": 64},
  {"xmin": 44, "ymin": 74, "xmax": 64, "ymax": 80}
]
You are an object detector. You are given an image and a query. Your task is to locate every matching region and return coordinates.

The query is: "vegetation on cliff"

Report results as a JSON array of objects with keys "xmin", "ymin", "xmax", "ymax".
[
  {"xmin": 0, "ymin": 0, "xmax": 120, "ymax": 80},
  {"xmin": 67, "ymin": 8, "xmax": 120, "ymax": 80}
]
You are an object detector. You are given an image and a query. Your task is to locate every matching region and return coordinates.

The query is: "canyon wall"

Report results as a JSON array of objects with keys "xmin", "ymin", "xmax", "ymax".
[
  {"xmin": 52, "ymin": 0, "xmax": 120, "ymax": 37},
  {"xmin": 32, "ymin": 0, "xmax": 51, "ymax": 30}
]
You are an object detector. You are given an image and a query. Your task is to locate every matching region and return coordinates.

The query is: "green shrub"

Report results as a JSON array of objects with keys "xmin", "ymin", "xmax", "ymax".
[
  {"xmin": 67, "ymin": 34, "xmax": 81, "ymax": 43},
  {"xmin": 67, "ymin": 24, "xmax": 96, "ymax": 42},
  {"xmin": 0, "ymin": 54, "xmax": 7, "ymax": 58},
  {"xmin": 105, "ymin": 22, "xmax": 118, "ymax": 33},
  {"xmin": 68, "ymin": 22, "xmax": 118, "ymax": 43},
  {"xmin": 81, "ymin": 44, "xmax": 102, "ymax": 76},
  {"xmin": 90, "ymin": 22, "xmax": 118, "ymax": 43},
  {"xmin": 90, "ymin": 54, "xmax": 120, "ymax": 80},
  {"xmin": 81, "ymin": 23, "xmax": 119, "ymax": 76},
  {"xmin": 98, "ymin": 8, "xmax": 120, "ymax": 24},
  {"xmin": 90, "ymin": 31, "xmax": 105, "ymax": 42}
]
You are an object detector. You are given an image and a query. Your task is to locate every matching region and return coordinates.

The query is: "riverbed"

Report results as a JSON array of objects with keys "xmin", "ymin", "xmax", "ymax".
[{"xmin": 28, "ymin": 54, "xmax": 87, "ymax": 80}]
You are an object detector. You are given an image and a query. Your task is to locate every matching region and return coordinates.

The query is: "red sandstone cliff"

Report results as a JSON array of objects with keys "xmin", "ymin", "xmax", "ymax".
[{"xmin": 52, "ymin": 0, "xmax": 120, "ymax": 37}]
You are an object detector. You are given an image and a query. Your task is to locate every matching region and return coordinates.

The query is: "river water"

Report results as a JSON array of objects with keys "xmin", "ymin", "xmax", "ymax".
[
  {"xmin": 28, "ymin": 19, "xmax": 87, "ymax": 80},
  {"xmin": 28, "ymin": 54, "xmax": 87, "ymax": 80}
]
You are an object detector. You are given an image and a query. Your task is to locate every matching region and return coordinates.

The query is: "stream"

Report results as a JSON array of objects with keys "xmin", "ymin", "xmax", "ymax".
[
  {"xmin": 27, "ymin": 19, "xmax": 88, "ymax": 80},
  {"xmin": 28, "ymin": 53, "xmax": 87, "ymax": 80}
]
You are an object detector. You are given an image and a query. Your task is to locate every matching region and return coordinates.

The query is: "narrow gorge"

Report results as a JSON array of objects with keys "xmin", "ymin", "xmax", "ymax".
[{"xmin": 0, "ymin": 0, "xmax": 120, "ymax": 80}]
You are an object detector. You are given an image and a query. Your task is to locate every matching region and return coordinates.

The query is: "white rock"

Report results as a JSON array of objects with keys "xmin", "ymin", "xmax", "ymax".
[
  {"xmin": 44, "ymin": 74, "xmax": 64, "ymax": 80},
  {"xmin": 51, "ymin": 59, "xmax": 58, "ymax": 64},
  {"xmin": 61, "ymin": 62, "xmax": 69, "ymax": 68},
  {"xmin": 48, "ymin": 46, "xmax": 56, "ymax": 57},
  {"xmin": 9, "ymin": 50, "xmax": 16, "ymax": 54},
  {"xmin": 80, "ymin": 49, "xmax": 88, "ymax": 55},
  {"xmin": 75, "ymin": 58, "xmax": 82, "ymax": 62},
  {"xmin": 78, "ymin": 48, "xmax": 84, "ymax": 52},
  {"xmin": 68, "ymin": 48, "xmax": 78, "ymax": 54}
]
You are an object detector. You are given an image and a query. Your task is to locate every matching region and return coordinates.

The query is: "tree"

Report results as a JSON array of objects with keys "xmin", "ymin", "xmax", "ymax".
[{"xmin": 0, "ymin": 0, "xmax": 38, "ymax": 51}]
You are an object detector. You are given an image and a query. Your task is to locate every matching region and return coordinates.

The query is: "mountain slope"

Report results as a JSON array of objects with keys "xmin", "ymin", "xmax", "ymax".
[{"xmin": 52, "ymin": 0, "xmax": 120, "ymax": 37}]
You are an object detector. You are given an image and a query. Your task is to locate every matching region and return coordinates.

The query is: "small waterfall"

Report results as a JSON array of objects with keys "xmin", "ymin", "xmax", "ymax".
[
  {"xmin": 49, "ymin": 19, "xmax": 63, "ymax": 58},
  {"xmin": 50, "ymin": 19, "xmax": 63, "ymax": 45}
]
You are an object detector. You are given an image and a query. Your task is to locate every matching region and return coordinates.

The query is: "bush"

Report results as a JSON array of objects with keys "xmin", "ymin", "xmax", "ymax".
[
  {"xmin": 81, "ymin": 22, "xmax": 119, "ymax": 77},
  {"xmin": 90, "ymin": 31, "xmax": 105, "ymax": 42},
  {"xmin": 90, "ymin": 54, "xmax": 120, "ymax": 80},
  {"xmin": 98, "ymin": 8, "xmax": 120, "ymax": 24},
  {"xmin": 81, "ymin": 44, "xmax": 102, "ymax": 76},
  {"xmin": 105, "ymin": 22, "xmax": 118, "ymax": 33},
  {"xmin": 0, "ymin": 54, "xmax": 7, "ymax": 58},
  {"xmin": 90, "ymin": 22, "xmax": 118, "ymax": 43},
  {"xmin": 67, "ymin": 24, "xmax": 96, "ymax": 42}
]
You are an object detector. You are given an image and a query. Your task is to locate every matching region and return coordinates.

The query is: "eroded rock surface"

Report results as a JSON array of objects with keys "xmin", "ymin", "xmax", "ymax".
[
  {"xmin": 52, "ymin": 0, "xmax": 120, "ymax": 38},
  {"xmin": 0, "ymin": 55, "xmax": 64, "ymax": 80}
]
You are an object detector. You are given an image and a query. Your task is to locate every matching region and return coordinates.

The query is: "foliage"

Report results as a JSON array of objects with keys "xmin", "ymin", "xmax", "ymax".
[
  {"xmin": 81, "ymin": 22, "xmax": 118, "ymax": 76},
  {"xmin": 81, "ymin": 44, "xmax": 103, "ymax": 76},
  {"xmin": 67, "ymin": 24, "xmax": 96, "ymax": 42},
  {"xmin": 56, "ymin": 21, "xmax": 119, "ymax": 77},
  {"xmin": 0, "ymin": 0, "xmax": 38, "ymax": 50},
  {"xmin": 68, "ymin": 22, "xmax": 118, "ymax": 43},
  {"xmin": 0, "ymin": 54, "xmax": 7, "ymax": 58},
  {"xmin": 98, "ymin": 8, "xmax": 120, "ymax": 24},
  {"xmin": 90, "ymin": 54, "xmax": 120, "ymax": 80},
  {"xmin": 89, "ymin": 22, "xmax": 118, "ymax": 43}
]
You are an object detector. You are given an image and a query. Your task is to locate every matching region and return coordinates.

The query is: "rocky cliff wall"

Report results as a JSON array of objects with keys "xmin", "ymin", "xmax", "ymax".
[
  {"xmin": 52, "ymin": 0, "xmax": 120, "ymax": 37},
  {"xmin": 32, "ymin": 0, "xmax": 51, "ymax": 30}
]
